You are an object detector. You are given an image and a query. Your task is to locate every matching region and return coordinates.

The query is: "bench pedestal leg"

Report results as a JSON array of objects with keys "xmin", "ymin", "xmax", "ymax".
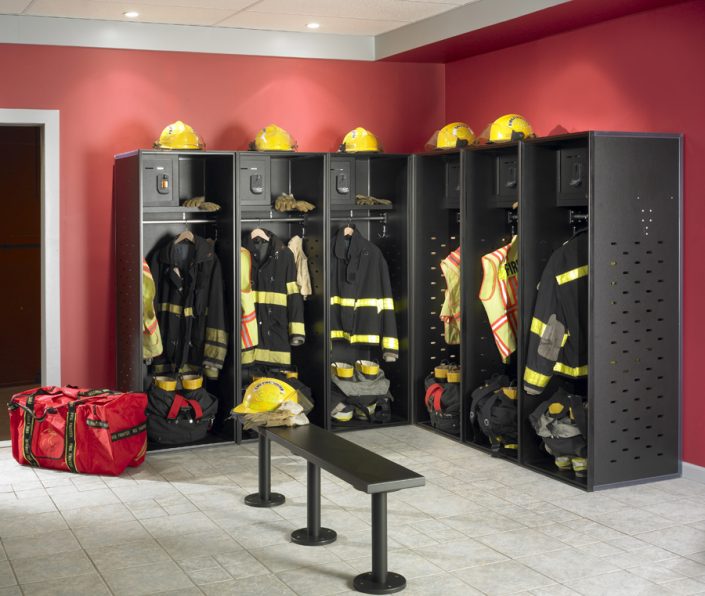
[
  {"xmin": 245, "ymin": 433, "xmax": 285, "ymax": 508},
  {"xmin": 353, "ymin": 493, "xmax": 406, "ymax": 594},
  {"xmin": 292, "ymin": 462, "xmax": 337, "ymax": 546}
]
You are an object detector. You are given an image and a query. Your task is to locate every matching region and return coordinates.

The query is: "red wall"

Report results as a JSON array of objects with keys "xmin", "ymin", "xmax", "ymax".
[
  {"xmin": 446, "ymin": 0, "xmax": 705, "ymax": 466},
  {"xmin": 0, "ymin": 44, "xmax": 444, "ymax": 392}
]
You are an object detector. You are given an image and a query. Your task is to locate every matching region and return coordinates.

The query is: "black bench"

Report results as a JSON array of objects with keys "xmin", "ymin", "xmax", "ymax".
[{"xmin": 244, "ymin": 424, "xmax": 425, "ymax": 594}]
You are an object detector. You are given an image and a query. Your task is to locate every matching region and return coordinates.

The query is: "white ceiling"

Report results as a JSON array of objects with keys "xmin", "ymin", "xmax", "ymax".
[{"xmin": 4, "ymin": 0, "xmax": 482, "ymax": 36}]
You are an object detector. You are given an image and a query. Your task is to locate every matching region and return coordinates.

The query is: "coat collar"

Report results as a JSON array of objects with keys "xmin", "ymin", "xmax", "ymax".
[
  {"xmin": 245, "ymin": 229, "xmax": 285, "ymax": 266},
  {"xmin": 160, "ymin": 234, "xmax": 214, "ymax": 265},
  {"xmin": 333, "ymin": 227, "xmax": 363, "ymax": 261}
]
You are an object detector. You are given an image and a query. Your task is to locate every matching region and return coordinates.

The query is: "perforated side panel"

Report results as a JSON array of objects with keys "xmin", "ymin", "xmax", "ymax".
[{"xmin": 591, "ymin": 135, "xmax": 680, "ymax": 488}]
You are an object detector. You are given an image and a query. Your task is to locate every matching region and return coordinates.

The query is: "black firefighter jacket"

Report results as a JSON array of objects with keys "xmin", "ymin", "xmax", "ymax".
[
  {"xmin": 331, "ymin": 228, "xmax": 399, "ymax": 361},
  {"xmin": 524, "ymin": 230, "xmax": 588, "ymax": 395},
  {"xmin": 149, "ymin": 235, "xmax": 228, "ymax": 380},
  {"xmin": 244, "ymin": 231, "xmax": 305, "ymax": 367}
]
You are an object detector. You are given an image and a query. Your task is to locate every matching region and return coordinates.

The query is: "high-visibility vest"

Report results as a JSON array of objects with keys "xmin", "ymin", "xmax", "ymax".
[
  {"xmin": 240, "ymin": 248, "xmax": 258, "ymax": 355},
  {"xmin": 440, "ymin": 247, "xmax": 461, "ymax": 345},
  {"xmin": 479, "ymin": 236, "xmax": 518, "ymax": 362},
  {"xmin": 142, "ymin": 259, "xmax": 163, "ymax": 359}
]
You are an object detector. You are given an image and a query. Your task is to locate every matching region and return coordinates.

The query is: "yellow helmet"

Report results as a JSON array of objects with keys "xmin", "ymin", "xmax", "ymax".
[
  {"xmin": 154, "ymin": 120, "xmax": 205, "ymax": 150},
  {"xmin": 250, "ymin": 124, "xmax": 297, "ymax": 151},
  {"xmin": 232, "ymin": 378, "xmax": 298, "ymax": 414},
  {"xmin": 433, "ymin": 122, "xmax": 476, "ymax": 149},
  {"xmin": 485, "ymin": 114, "xmax": 534, "ymax": 143},
  {"xmin": 339, "ymin": 127, "xmax": 381, "ymax": 153}
]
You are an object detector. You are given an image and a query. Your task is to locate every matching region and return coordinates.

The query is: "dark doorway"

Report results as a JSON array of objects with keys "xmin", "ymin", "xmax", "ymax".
[{"xmin": 0, "ymin": 126, "xmax": 41, "ymax": 441}]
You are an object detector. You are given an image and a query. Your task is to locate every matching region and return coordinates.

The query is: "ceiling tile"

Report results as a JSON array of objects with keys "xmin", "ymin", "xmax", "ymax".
[
  {"xmin": 249, "ymin": 0, "xmax": 456, "ymax": 22},
  {"xmin": 218, "ymin": 11, "xmax": 404, "ymax": 35},
  {"xmin": 24, "ymin": 0, "xmax": 237, "ymax": 26},
  {"xmin": 87, "ymin": 0, "xmax": 257, "ymax": 10},
  {"xmin": 0, "ymin": 0, "xmax": 33, "ymax": 14}
]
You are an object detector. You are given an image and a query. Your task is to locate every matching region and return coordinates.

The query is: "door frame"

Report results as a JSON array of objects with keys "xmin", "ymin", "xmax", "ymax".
[{"xmin": 0, "ymin": 109, "xmax": 61, "ymax": 386}]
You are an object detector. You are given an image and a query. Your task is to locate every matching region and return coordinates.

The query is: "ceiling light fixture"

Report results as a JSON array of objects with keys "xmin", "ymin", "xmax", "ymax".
[
  {"xmin": 306, "ymin": 22, "xmax": 320, "ymax": 29},
  {"xmin": 123, "ymin": 11, "xmax": 140, "ymax": 18}
]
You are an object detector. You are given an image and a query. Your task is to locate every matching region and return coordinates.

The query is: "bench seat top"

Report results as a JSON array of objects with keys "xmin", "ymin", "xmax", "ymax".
[{"xmin": 263, "ymin": 425, "xmax": 425, "ymax": 494}]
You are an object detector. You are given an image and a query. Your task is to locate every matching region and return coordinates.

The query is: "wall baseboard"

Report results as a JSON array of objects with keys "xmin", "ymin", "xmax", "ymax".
[{"xmin": 683, "ymin": 462, "xmax": 705, "ymax": 484}]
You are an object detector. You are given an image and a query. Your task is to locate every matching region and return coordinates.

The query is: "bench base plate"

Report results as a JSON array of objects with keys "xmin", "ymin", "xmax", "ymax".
[
  {"xmin": 353, "ymin": 571, "xmax": 406, "ymax": 594},
  {"xmin": 244, "ymin": 492, "xmax": 285, "ymax": 508},
  {"xmin": 291, "ymin": 527, "xmax": 337, "ymax": 546}
]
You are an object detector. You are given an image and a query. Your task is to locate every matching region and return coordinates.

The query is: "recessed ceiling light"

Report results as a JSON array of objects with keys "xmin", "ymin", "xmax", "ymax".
[
  {"xmin": 123, "ymin": 11, "xmax": 140, "ymax": 18},
  {"xmin": 306, "ymin": 22, "xmax": 320, "ymax": 29}
]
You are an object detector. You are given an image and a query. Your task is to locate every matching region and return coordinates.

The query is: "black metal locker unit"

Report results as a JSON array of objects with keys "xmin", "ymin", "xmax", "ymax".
[
  {"xmin": 234, "ymin": 152, "xmax": 327, "ymax": 438},
  {"xmin": 519, "ymin": 132, "xmax": 681, "ymax": 490},
  {"xmin": 115, "ymin": 149, "xmax": 237, "ymax": 448},
  {"xmin": 410, "ymin": 151, "xmax": 464, "ymax": 439},
  {"xmin": 326, "ymin": 153, "xmax": 411, "ymax": 431},
  {"xmin": 462, "ymin": 143, "xmax": 521, "ymax": 457}
]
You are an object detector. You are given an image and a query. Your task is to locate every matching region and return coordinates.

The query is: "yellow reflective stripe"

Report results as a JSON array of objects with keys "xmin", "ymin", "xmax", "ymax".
[
  {"xmin": 524, "ymin": 367, "xmax": 551, "ymax": 388},
  {"xmin": 204, "ymin": 343, "xmax": 227, "ymax": 362},
  {"xmin": 331, "ymin": 296, "xmax": 356, "ymax": 307},
  {"xmin": 331, "ymin": 330, "xmax": 380, "ymax": 344},
  {"xmin": 553, "ymin": 362, "xmax": 588, "ymax": 377},
  {"xmin": 158, "ymin": 303, "xmax": 182, "ymax": 315},
  {"xmin": 530, "ymin": 317, "xmax": 546, "ymax": 337},
  {"xmin": 556, "ymin": 265, "xmax": 589, "ymax": 285},
  {"xmin": 253, "ymin": 291, "xmax": 287, "ymax": 306},
  {"xmin": 252, "ymin": 348, "xmax": 291, "ymax": 365},
  {"xmin": 289, "ymin": 322, "xmax": 306, "ymax": 336},
  {"xmin": 286, "ymin": 281, "xmax": 299, "ymax": 295},
  {"xmin": 183, "ymin": 307, "xmax": 194, "ymax": 318},
  {"xmin": 382, "ymin": 337, "xmax": 399, "ymax": 350},
  {"xmin": 206, "ymin": 327, "xmax": 229, "ymax": 345},
  {"xmin": 203, "ymin": 367, "xmax": 218, "ymax": 379},
  {"xmin": 241, "ymin": 349, "xmax": 255, "ymax": 364},
  {"xmin": 561, "ymin": 332, "xmax": 570, "ymax": 347},
  {"xmin": 330, "ymin": 297, "xmax": 394, "ymax": 312}
]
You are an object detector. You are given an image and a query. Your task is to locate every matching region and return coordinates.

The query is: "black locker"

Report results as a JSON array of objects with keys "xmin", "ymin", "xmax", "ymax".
[
  {"xmin": 115, "ymin": 149, "xmax": 237, "ymax": 449},
  {"xmin": 519, "ymin": 132, "xmax": 681, "ymax": 490},
  {"xmin": 326, "ymin": 154, "xmax": 412, "ymax": 432},
  {"xmin": 234, "ymin": 152, "xmax": 327, "ymax": 440}
]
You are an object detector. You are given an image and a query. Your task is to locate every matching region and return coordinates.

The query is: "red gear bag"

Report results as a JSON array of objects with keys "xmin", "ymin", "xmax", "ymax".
[{"xmin": 8, "ymin": 386, "xmax": 148, "ymax": 476}]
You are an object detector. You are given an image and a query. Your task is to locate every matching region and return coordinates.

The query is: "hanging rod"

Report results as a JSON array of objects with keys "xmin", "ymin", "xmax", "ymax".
[
  {"xmin": 331, "ymin": 215, "xmax": 387, "ymax": 223},
  {"xmin": 143, "ymin": 219, "xmax": 215, "ymax": 225},
  {"xmin": 241, "ymin": 217, "xmax": 306, "ymax": 224}
]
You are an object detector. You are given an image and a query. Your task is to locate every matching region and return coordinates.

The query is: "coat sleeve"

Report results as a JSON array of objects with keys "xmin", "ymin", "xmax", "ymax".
[
  {"xmin": 203, "ymin": 256, "xmax": 229, "ymax": 380},
  {"xmin": 285, "ymin": 249, "xmax": 306, "ymax": 346},
  {"xmin": 379, "ymin": 256, "xmax": 399, "ymax": 362},
  {"xmin": 523, "ymin": 254, "xmax": 568, "ymax": 395}
]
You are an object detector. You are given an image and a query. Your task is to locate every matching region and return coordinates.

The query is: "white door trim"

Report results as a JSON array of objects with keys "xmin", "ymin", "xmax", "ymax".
[{"xmin": 0, "ymin": 109, "xmax": 61, "ymax": 386}]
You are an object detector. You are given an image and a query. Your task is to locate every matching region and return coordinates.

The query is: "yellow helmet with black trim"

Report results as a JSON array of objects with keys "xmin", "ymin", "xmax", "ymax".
[
  {"xmin": 233, "ymin": 378, "xmax": 298, "ymax": 414},
  {"xmin": 250, "ymin": 124, "xmax": 297, "ymax": 151},
  {"xmin": 485, "ymin": 114, "xmax": 534, "ymax": 143},
  {"xmin": 339, "ymin": 127, "xmax": 381, "ymax": 153},
  {"xmin": 432, "ymin": 122, "xmax": 475, "ymax": 149},
  {"xmin": 154, "ymin": 120, "xmax": 205, "ymax": 150}
]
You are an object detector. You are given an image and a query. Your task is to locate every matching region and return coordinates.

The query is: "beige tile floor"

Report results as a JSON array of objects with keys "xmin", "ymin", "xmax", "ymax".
[{"xmin": 1, "ymin": 425, "xmax": 705, "ymax": 596}]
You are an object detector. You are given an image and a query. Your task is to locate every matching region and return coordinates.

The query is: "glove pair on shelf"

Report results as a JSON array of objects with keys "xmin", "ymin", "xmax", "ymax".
[
  {"xmin": 274, "ymin": 193, "xmax": 316, "ymax": 213},
  {"xmin": 182, "ymin": 196, "xmax": 221, "ymax": 212},
  {"xmin": 355, "ymin": 194, "xmax": 392, "ymax": 206}
]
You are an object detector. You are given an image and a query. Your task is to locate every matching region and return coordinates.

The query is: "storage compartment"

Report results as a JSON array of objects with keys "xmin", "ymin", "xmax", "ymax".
[
  {"xmin": 328, "ymin": 155, "xmax": 410, "ymax": 431},
  {"xmin": 557, "ymin": 142, "xmax": 589, "ymax": 206},
  {"xmin": 495, "ymin": 151, "xmax": 519, "ymax": 208},
  {"xmin": 239, "ymin": 154, "xmax": 270, "ymax": 207},
  {"xmin": 142, "ymin": 155, "xmax": 177, "ymax": 207}
]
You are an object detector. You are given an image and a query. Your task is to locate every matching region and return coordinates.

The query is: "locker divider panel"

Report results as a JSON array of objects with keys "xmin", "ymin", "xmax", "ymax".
[{"xmin": 590, "ymin": 134, "xmax": 681, "ymax": 488}]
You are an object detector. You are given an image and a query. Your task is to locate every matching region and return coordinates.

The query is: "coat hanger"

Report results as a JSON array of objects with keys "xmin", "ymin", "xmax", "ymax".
[
  {"xmin": 174, "ymin": 229, "xmax": 194, "ymax": 244},
  {"xmin": 343, "ymin": 212, "xmax": 355, "ymax": 237}
]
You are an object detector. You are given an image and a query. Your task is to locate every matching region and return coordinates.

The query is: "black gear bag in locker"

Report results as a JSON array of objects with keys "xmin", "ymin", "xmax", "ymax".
[
  {"xmin": 146, "ymin": 382, "xmax": 218, "ymax": 445},
  {"xmin": 469, "ymin": 375, "xmax": 518, "ymax": 451}
]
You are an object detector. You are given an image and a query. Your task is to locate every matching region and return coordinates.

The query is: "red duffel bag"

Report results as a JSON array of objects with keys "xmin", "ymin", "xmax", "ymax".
[{"xmin": 8, "ymin": 386, "xmax": 148, "ymax": 475}]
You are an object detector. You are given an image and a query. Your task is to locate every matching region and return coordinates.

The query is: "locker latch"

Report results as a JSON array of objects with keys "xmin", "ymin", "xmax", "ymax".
[
  {"xmin": 157, "ymin": 173, "xmax": 170, "ymax": 194},
  {"xmin": 250, "ymin": 173, "xmax": 264, "ymax": 194},
  {"xmin": 336, "ymin": 172, "xmax": 349, "ymax": 194},
  {"xmin": 569, "ymin": 162, "xmax": 583, "ymax": 187}
]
